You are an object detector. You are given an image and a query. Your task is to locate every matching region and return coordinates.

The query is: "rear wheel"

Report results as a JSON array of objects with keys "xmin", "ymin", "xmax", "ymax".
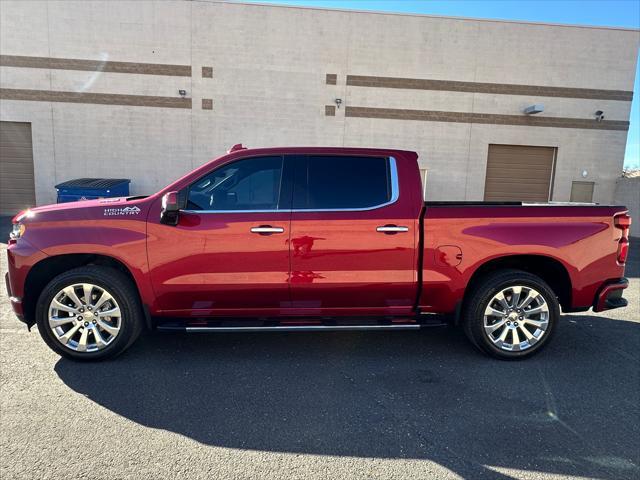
[
  {"xmin": 462, "ymin": 269, "xmax": 559, "ymax": 359},
  {"xmin": 36, "ymin": 266, "xmax": 143, "ymax": 361}
]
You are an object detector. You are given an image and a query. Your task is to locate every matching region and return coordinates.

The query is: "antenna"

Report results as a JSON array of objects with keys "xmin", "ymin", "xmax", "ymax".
[{"xmin": 227, "ymin": 144, "xmax": 247, "ymax": 153}]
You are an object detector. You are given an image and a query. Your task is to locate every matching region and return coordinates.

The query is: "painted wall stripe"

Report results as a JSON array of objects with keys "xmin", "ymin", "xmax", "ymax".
[
  {"xmin": 0, "ymin": 55, "xmax": 191, "ymax": 77},
  {"xmin": 346, "ymin": 75, "xmax": 633, "ymax": 101},
  {"xmin": 342, "ymin": 106, "xmax": 629, "ymax": 131},
  {"xmin": 1, "ymin": 88, "xmax": 192, "ymax": 109}
]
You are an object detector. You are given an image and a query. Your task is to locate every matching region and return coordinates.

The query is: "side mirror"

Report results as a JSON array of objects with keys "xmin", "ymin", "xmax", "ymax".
[{"xmin": 160, "ymin": 191, "xmax": 181, "ymax": 225}]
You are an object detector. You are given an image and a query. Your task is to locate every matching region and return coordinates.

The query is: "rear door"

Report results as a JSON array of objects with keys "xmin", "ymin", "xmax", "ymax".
[
  {"xmin": 147, "ymin": 155, "xmax": 293, "ymax": 315},
  {"xmin": 288, "ymin": 154, "xmax": 416, "ymax": 315}
]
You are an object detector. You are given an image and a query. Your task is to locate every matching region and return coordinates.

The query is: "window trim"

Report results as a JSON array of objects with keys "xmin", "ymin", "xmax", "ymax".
[{"xmin": 183, "ymin": 156, "xmax": 399, "ymax": 214}]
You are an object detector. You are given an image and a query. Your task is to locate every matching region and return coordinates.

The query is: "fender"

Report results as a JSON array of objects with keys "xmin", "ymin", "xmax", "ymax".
[{"xmin": 15, "ymin": 198, "xmax": 159, "ymax": 312}]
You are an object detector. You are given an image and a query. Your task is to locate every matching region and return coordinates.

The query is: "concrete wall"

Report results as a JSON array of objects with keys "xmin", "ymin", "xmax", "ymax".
[
  {"xmin": 0, "ymin": 0, "xmax": 638, "ymax": 206},
  {"xmin": 615, "ymin": 177, "xmax": 640, "ymax": 237}
]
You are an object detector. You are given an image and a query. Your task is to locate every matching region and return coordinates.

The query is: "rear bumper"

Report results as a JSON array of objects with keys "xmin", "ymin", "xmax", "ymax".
[{"xmin": 593, "ymin": 278, "xmax": 629, "ymax": 312}]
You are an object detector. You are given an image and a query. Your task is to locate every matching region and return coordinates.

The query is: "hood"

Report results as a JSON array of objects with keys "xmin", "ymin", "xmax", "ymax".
[
  {"xmin": 13, "ymin": 197, "xmax": 149, "ymax": 224},
  {"xmin": 29, "ymin": 197, "xmax": 126, "ymax": 213}
]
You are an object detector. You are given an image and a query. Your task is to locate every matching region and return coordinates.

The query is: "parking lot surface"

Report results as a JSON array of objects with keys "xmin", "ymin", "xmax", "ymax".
[{"xmin": 1, "ymin": 224, "xmax": 638, "ymax": 479}]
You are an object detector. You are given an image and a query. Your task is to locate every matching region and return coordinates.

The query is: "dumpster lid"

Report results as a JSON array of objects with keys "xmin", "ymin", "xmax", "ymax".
[{"xmin": 55, "ymin": 178, "xmax": 131, "ymax": 189}]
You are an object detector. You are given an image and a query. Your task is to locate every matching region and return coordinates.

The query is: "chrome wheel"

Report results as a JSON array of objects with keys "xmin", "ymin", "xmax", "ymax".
[
  {"xmin": 48, "ymin": 283, "xmax": 121, "ymax": 352},
  {"xmin": 483, "ymin": 285, "xmax": 549, "ymax": 352}
]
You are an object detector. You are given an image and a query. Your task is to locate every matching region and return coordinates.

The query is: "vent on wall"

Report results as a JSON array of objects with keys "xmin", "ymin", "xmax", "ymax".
[{"xmin": 570, "ymin": 181, "xmax": 595, "ymax": 203}]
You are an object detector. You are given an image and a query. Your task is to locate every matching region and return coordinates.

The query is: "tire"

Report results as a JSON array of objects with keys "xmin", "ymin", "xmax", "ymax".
[
  {"xmin": 462, "ymin": 269, "xmax": 559, "ymax": 359},
  {"xmin": 35, "ymin": 266, "xmax": 144, "ymax": 361}
]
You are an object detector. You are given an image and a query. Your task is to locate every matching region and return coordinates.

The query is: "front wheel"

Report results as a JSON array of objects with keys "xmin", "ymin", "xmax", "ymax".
[
  {"xmin": 35, "ymin": 266, "xmax": 144, "ymax": 361},
  {"xmin": 462, "ymin": 269, "xmax": 560, "ymax": 359}
]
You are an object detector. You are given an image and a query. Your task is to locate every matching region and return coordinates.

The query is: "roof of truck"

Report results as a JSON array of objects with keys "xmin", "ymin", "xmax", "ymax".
[{"xmin": 223, "ymin": 145, "xmax": 418, "ymax": 157}]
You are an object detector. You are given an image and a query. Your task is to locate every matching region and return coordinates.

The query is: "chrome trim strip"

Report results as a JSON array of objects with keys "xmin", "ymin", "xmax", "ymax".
[
  {"xmin": 376, "ymin": 226, "xmax": 409, "ymax": 232},
  {"xmin": 250, "ymin": 227, "xmax": 284, "ymax": 233},
  {"xmin": 182, "ymin": 323, "xmax": 421, "ymax": 333},
  {"xmin": 183, "ymin": 209, "xmax": 281, "ymax": 213},
  {"xmin": 182, "ymin": 156, "xmax": 399, "ymax": 214}
]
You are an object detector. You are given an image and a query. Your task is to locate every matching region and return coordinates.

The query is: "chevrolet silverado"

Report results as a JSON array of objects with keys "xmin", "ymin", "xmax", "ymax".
[{"xmin": 5, "ymin": 145, "xmax": 632, "ymax": 360}]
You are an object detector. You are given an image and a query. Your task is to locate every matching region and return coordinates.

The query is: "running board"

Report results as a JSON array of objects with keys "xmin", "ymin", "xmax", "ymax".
[
  {"xmin": 156, "ymin": 315, "xmax": 448, "ymax": 333},
  {"xmin": 159, "ymin": 324, "xmax": 425, "ymax": 333}
]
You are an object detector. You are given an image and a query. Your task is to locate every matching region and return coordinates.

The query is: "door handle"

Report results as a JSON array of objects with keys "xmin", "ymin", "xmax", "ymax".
[
  {"xmin": 250, "ymin": 225, "xmax": 285, "ymax": 235},
  {"xmin": 376, "ymin": 225, "xmax": 409, "ymax": 234}
]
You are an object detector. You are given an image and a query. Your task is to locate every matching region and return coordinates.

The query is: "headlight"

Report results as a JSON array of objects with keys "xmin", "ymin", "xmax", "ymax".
[{"xmin": 10, "ymin": 223, "xmax": 25, "ymax": 240}]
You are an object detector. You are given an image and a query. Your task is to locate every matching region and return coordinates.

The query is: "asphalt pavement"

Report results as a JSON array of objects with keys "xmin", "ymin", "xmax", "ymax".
[{"xmin": 0, "ymin": 219, "xmax": 638, "ymax": 479}]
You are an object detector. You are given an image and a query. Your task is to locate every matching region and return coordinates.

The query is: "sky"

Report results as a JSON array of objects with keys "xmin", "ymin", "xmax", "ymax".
[{"xmin": 241, "ymin": 0, "xmax": 640, "ymax": 169}]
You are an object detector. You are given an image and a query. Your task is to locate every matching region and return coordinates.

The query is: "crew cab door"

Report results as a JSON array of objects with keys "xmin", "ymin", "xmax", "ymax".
[
  {"xmin": 289, "ymin": 154, "xmax": 416, "ymax": 315},
  {"xmin": 147, "ymin": 155, "xmax": 292, "ymax": 315}
]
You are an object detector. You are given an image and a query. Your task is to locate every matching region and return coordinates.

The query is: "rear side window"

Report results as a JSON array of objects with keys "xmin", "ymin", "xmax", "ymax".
[
  {"xmin": 295, "ymin": 155, "xmax": 392, "ymax": 210},
  {"xmin": 187, "ymin": 156, "xmax": 283, "ymax": 211}
]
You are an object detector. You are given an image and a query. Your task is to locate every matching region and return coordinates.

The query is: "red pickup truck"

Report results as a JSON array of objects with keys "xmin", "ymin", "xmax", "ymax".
[{"xmin": 6, "ymin": 146, "xmax": 631, "ymax": 361}]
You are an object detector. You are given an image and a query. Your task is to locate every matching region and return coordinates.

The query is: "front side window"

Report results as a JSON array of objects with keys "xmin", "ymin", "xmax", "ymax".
[
  {"xmin": 295, "ymin": 155, "xmax": 392, "ymax": 210},
  {"xmin": 187, "ymin": 156, "xmax": 283, "ymax": 211}
]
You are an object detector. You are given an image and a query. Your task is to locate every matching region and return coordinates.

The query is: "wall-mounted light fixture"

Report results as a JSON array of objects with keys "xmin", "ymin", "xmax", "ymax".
[
  {"xmin": 335, "ymin": 98, "xmax": 343, "ymax": 109},
  {"xmin": 178, "ymin": 89, "xmax": 187, "ymax": 98},
  {"xmin": 524, "ymin": 104, "xmax": 544, "ymax": 115}
]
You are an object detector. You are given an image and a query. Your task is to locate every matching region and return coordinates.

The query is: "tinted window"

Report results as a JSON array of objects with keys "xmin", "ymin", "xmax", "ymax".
[
  {"xmin": 187, "ymin": 156, "xmax": 283, "ymax": 211},
  {"xmin": 295, "ymin": 156, "xmax": 391, "ymax": 210}
]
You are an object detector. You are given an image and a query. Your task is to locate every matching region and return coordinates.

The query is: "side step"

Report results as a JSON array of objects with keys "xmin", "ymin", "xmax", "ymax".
[
  {"xmin": 156, "ymin": 315, "xmax": 448, "ymax": 333},
  {"xmin": 159, "ymin": 324, "xmax": 424, "ymax": 333}
]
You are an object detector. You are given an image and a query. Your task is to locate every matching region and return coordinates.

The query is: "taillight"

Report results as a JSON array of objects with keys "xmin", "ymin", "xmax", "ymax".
[
  {"xmin": 615, "ymin": 214, "xmax": 632, "ymax": 230},
  {"xmin": 617, "ymin": 239, "xmax": 629, "ymax": 264},
  {"xmin": 614, "ymin": 213, "xmax": 632, "ymax": 264}
]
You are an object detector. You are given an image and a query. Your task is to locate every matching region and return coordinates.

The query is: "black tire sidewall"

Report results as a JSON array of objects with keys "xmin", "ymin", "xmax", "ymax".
[
  {"xmin": 464, "ymin": 270, "xmax": 560, "ymax": 359},
  {"xmin": 35, "ymin": 266, "xmax": 142, "ymax": 361}
]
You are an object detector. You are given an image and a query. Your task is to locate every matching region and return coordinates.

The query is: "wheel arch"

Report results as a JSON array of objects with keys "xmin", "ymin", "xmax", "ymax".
[
  {"xmin": 23, "ymin": 254, "xmax": 145, "ymax": 327},
  {"xmin": 463, "ymin": 254, "xmax": 572, "ymax": 313}
]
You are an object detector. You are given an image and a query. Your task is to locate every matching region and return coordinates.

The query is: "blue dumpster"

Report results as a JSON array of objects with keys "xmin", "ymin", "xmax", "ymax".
[{"xmin": 55, "ymin": 178, "xmax": 131, "ymax": 203}]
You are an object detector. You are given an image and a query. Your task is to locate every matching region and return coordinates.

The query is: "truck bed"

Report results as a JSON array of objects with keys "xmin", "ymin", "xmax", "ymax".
[{"xmin": 419, "ymin": 202, "xmax": 628, "ymax": 314}]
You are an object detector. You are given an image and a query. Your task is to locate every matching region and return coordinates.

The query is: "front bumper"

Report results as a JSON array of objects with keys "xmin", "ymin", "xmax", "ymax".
[
  {"xmin": 6, "ymin": 238, "xmax": 47, "ymax": 327},
  {"xmin": 5, "ymin": 272, "xmax": 25, "ymax": 322},
  {"xmin": 593, "ymin": 278, "xmax": 629, "ymax": 312}
]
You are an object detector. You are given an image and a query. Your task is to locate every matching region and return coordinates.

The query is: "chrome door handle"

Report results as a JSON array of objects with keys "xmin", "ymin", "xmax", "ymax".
[
  {"xmin": 250, "ymin": 226, "xmax": 285, "ymax": 234},
  {"xmin": 376, "ymin": 225, "xmax": 409, "ymax": 233}
]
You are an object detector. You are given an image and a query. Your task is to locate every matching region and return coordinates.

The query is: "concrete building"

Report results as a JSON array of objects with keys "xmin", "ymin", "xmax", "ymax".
[
  {"xmin": 1, "ymin": 0, "xmax": 638, "ymax": 214},
  {"xmin": 615, "ymin": 173, "xmax": 640, "ymax": 237}
]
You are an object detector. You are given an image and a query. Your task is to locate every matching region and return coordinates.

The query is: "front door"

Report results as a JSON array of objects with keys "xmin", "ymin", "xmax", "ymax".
[
  {"xmin": 147, "ymin": 155, "xmax": 292, "ymax": 315},
  {"xmin": 288, "ymin": 154, "xmax": 416, "ymax": 316}
]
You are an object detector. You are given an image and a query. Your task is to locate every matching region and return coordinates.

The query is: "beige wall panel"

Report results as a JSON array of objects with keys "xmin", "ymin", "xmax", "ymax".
[
  {"xmin": 0, "ymin": 1, "xmax": 50, "ymax": 56},
  {"xmin": 471, "ymin": 23, "xmax": 639, "ymax": 90},
  {"xmin": 49, "ymin": 103, "xmax": 193, "ymax": 196},
  {"xmin": 614, "ymin": 178, "xmax": 639, "ymax": 236},
  {"xmin": 45, "ymin": 1, "xmax": 191, "ymax": 64},
  {"xmin": 0, "ymin": 1, "xmax": 637, "ymax": 207}
]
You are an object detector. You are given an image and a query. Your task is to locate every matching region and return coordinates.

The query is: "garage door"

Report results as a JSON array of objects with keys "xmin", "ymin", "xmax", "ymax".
[
  {"xmin": 484, "ymin": 144, "xmax": 556, "ymax": 202},
  {"xmin": 0, "ymin": 122, "xmax": 36, "ymax": 215}
]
